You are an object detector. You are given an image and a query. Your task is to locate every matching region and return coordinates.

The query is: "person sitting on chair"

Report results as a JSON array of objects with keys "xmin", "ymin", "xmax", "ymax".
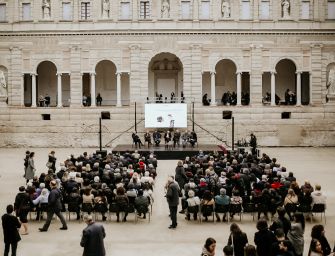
[
  {"xmin": 132, "ymin": 132, "xmax": 143, "ymax": 149},
  {"xmin": 202, "ymin": 93, "xmax": 210, "ymax": 106},
  {"xmin": 44, "ymin": 94, "xmax": 50, "ymax": 107},
  {"xmin": 153, "ymin": 130, "xmax": 161, "ymax": 146},
  {"xmin": 144, "ymin": 131, "xmax": 152, "ymax": 148},
  {"xmin": 182, "ymin": 131, "xmax": 190, "ymax": 148},
  {"xmin": 173, "ymin": 130, "xmax": 181, "ymax": 147},
  {"xmin": 164, "ymin": 131, "xmax": 172, "ymax": 149},
  {"xmin": 134, "ymin": 189, "xmax": 149, "ymax": 219},
  {"xmin": 96, "ymin": 93, "xmax": 103, "ymax": 106},
  {"xmin": 189, "ymin": 131, "xmax": 197, "ymax": 147}
]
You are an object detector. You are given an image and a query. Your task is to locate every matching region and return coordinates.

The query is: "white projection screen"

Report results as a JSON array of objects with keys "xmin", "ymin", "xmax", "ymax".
[{"xmin": 145, "ymin": 104, "xmax": 187, "ymax": 128}]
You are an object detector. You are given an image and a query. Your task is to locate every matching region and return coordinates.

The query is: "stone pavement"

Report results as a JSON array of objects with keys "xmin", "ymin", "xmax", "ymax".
[{"xmin": 0, "ymin": 147, "xmax": 334, "ymax": 256}]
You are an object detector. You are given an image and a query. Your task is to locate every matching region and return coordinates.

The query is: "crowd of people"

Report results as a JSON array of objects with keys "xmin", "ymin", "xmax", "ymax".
[
  {"xmin": 202, "ymin": 92, "xmax": 250, "ymax": 106},
  {"xmin": 2, "ymin": 146, "xmax": 333, "ymax": 256},
  {"xmin": 262, "ymin": 89, "xmax": 297, "ymax": 105},
  {"xmin": 132, "ymin": 130, "xmax": 197, "ymax": 149}
]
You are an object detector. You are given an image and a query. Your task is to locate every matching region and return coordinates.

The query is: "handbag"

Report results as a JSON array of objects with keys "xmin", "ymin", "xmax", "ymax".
[{"xmin": 46, "ymin": 162, "xmax": 52, "ymax": 168}]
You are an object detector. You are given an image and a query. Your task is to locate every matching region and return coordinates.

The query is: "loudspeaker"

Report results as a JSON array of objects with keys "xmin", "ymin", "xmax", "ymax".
[
  {"xmin": 101, "ymin": 111, "xmax": 110, "ymax": 119},
  {"xmin": 281, "ymin": 112, "xmax": 291, "ymax": 119},
  {"xmin": 222, "ymin": 111, "xmax": 232, "ymax": 119},
  {"xmin": 41, "ymin": 114, "xmax": 51, "ymax": 120},
  {"xmin": 96, "ymin": 150, "xmax": 107, "ymax": 158}
]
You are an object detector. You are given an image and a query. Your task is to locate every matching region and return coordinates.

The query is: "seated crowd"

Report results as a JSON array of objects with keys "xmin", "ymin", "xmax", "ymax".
[{"xmin": 16, "ymin": 151, "xmax": 157, "ymax": 223}]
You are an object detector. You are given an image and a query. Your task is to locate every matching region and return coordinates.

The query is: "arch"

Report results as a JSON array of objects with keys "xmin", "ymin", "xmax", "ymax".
[
  {"xmin": 275, "ymin": 58, "xmax": 297, "ymax": 105},
  {"xmin": 214, "ymin": 59, "xmax": 238, "ymax": 105},
  {"xmin": 211, "ymin": 56, "xmax": 240, "ymax": 72},
  {"xmin": 35, "ymin": 59, "xmax": 59, "ymax": 74},
  {"xmin": 272, "ymin": 57, "xmax": 299, "ymax": 72},
  {"xmin": 94, "ymin": 60, "xmax": 117, "ymax": 106},
  {"xmin": 148, "ymin": 52, "xmax": 184, "ymax": 100},
  {"xmin": 93, "ymin": 58, "xmax": 120, "ymax": 72},
  {"xmin": 36, "ymin": 61, "xmax": 58, "ymax": 107}
]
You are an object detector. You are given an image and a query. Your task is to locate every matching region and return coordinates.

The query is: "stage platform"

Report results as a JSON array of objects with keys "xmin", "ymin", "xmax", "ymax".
[{"xmin": 112, "ymin": 144, "xmax": 224, "ymax": 160}]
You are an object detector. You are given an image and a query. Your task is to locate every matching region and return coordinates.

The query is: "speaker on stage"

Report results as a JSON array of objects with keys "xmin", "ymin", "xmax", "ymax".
[
  {"xmin": 101, "ymin": 111, "xmax": 110, "ymax": 119},
  {"xmin": 222, "ymin": 111, "xmax": 232, "ymax": 119}
]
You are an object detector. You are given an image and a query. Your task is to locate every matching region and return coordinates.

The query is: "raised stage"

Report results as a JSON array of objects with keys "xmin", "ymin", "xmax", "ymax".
[{"xmin": 112, "ymin": 144, "xmax": 225, "ymax": 160}]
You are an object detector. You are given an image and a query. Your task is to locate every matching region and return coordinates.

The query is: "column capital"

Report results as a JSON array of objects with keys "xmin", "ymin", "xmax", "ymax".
[
  {"xmin": 295, "ymin": 71, "xmax": 302, "ymax": 74},
  {"xmin": 56, "ymin": 73, "xmax": 63, "ymax": 76},
  {"xmin": 115, "ymin": 72, "xmax": 122, "ymax": 76},
  {"xmin": 236, "ymin": 71, "xmax": 242, "ymax": 75},
  {"xmin": 210, "ymin": 71, "xmax": 216, "ymax": 75},
  {"xmin": 270, "ymin": 71, "xmax": 277, "ymax": 75},
  {"xmin": 90, "ymin": 72, "xmax": 96, "ymax": 76},
  {"xmin": 129, "ymin": 44, "xmax": 140, "ymax": 50},
  {"xmin": 30, "ymin": 73, "xmax": 37, "ymax": 76}
]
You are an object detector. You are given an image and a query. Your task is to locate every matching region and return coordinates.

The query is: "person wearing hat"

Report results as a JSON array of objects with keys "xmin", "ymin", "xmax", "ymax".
[
  {"xmin": 80, "ymin": 214, "xmax": 106, "ymax": 256},
  {"xmin": 39, "ymin": 180, "xmax": 67, "ymax": 232}
]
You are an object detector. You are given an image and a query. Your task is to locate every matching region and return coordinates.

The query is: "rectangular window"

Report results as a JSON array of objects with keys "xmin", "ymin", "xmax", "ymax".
[
  {"xmin": 120, "ymin": 2, "xmax": 131, "ymax": 19},
  {"xmin": 181, "ymin": 1, "xmax": 191, "ymax": 19},
  {"xmin": 0, "ymin": 4, "xmax": 6, "ymax": 22},
  {"xmin": 200, "ymin": 1, "xmax": 210, "ymax": 19},
  {"xmin": 81, "ymin": 2, "xmax": 90, "ymax": 20},
  {"xmin": 140, "ymin": 1, "xmax": 150, "ymax": 19},
  {"xmin": 22, "ymin": 3, "xmax": 31, "ymax": 21},
  {"xmin": 328, "ymin": 1, "xmax": 335, "ymax": 19},
  {"xmin": 260, "ymin": 1, "xmax": 270, "ymax": 20},
  {"xmin": 241, "ymin": 0, "xmax": 251, "ymax": 20},
  {"xmin": 62, "ymin": 2, "xmax": 72, "ymax": 20},
  {"xmin": 301, "ymin": 1, "xmax": 310, "ymax": 19}
]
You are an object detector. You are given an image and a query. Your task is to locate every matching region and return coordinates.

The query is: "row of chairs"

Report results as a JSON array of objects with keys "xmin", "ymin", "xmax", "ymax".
[{"xmin": 185, "ymin": 203, "xmax": 326, "ymax": 223}]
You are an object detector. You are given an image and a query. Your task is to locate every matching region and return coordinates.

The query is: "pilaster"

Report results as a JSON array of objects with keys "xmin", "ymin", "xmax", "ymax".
[
  {"xmin": 310, "ymin": 43, "xmax": 323, "ymax": 105},
  {"xmin": 70, "ymin": 45, "xmax": 82, "ymax": 106},
  {"xmin": 9, "ymin": 47, "xmax": 22, "ymax": 106},
  {"xmin": 249, "ymin": 44, "xmax": 263, "ymax": 105}
]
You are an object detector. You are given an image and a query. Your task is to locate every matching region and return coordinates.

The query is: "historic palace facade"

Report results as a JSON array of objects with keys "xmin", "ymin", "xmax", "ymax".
[{"xmin": 0, "ymin": 0, "xmax": 334, "ymax": 147}]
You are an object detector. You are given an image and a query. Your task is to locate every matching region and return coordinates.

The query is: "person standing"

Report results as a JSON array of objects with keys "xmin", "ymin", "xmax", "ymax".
[
  {"xmin": 47, "ymin": 150, "xmax": 57, "ymax": 172},
  {"xmin": 166, "ymin": 176, "xmax": 179, "ymax": 229},
  {"xmin": 39, "ymin": 180, "xmax": 68, "ymax": 232},
  {"xmin": 2, "ymin": 205, "xmax": 21, "ymax": 256},
  {"xmin": 80, "ymin": 214, "xmax": 106, "ymax": 256},
  {"xmin": 250, "ymin": 133, "xmax": 257, "ymax": 156},
  {"xmin": 24, "ymin": 152, "xmax": 35, "ymax": 184},
  {"xmin": 14, "ymin": 186, "xmax": 30, "ymax": 235},
  {"xmin": 23, "ymin": 151, "xmax": 30, "ymax": 178}
]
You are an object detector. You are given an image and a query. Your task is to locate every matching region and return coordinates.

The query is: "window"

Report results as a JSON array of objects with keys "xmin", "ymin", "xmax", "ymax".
[
  {"xmin": 81, "ymin": 2, "xmax": 90, "ymax": 20},
  {"xmin": 328, "ymin": 0, "xmax": 335, "ymax": 19},
  {"xmin": 140, "ymin": 1, "xmax": 150, "ymax": 19},
  {"xmin": 301, "ymin": 1, "xmax": 310, "ymax": 19},
  {"xmin": 0, "ymin": 4, "xmax": 6, "ymax": 22},
  {"xmin": 260, "ymin": 1, "xmax": 270, "ymax": 19},
  {"xmin": 62, "ymin": 2, "xmax": 72, "ymax": 20},
  {"xmin": 241, "ymin": 0, "xmax": 251, "ymax": 20},
  {"xmin": 200, "ymin": 0, "xmax": 210, "ymax": 19},
  {"xmin": 120, "ymin": 2, "xmax": 131, "ymax": 19},
  {"xmin": 181, "ymin": 1, "xmax": 191, "ymax": 19},
  {"xmin": 22, "ymin": 3, "xmax": 31, "ymax": 21}
]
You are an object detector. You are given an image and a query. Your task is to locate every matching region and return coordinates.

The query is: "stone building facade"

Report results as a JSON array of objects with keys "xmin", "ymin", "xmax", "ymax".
[{"xmin": 0, "ymin": 0, "xmax": 334, "ymax": 147}]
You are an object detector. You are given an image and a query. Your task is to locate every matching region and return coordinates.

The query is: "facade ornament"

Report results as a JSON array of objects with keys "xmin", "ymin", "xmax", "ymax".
[
  {"xmin": 161, "ymin": 0, "xmax": 170, "ymax": 18},
  {"xmin": 42, "ymin": 0, "xmax": 51, "ymax": 19},
  {"xmin": 282, "ymin": 0, "xmax": 290, "ymax": 19},
  {"xmin": 327, "ymin": 67, "xmax": 335, "ymax": 96},
  {"xmin": 0, "ymin": 70, "xmax": 7, "ymax": 97},
  {"xmin": 221, "ymin": 0, "xmax": 231, "ymax": 18},
  {"xmin": 102, "ymin": 0, "xmax": 110, "ymax": 19}
]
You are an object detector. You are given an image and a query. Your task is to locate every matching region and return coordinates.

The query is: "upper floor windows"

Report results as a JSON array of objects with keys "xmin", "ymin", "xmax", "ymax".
[
  {"xmin": 327, "ymin": 0, "xmax": 335, "ymax": 19},
  {"xmin": 181, "ymin": 1, "xmax": 192, "ymax": 19},
  {"xmin": 0, "ymin": 4, "xmax": 6, "ymax": 22},
  {"xmin": 260, "ymin": 0, "xmax": 270, "ymax": 20},
  {"xmin": 80, "ymin": 2, "xmax": 91, "ymax": 20},
  {"xmin": 241, "ymin": 0, "xmax": 251, "ymax": 20},
  {"xmin": 199, "ymin": 0, "xmax": 210, "ymax": 20},
  {"xmin": 22, "ymin": 3, "xmax": 32, "ymax": 21},
  {"xmin": 140, "ymin": 1, "xmax": 151, "ymax": 19},
  {"xmin": 62, "ymin": 2, "xmax": 73, "ymax": 20},
  {"xmin": 120, "ymin": 1, "xmax": 131, "ymax": 20},
  {"xmin": 301, "ymin": 0, "xmax": 310, "ymax": 20}
]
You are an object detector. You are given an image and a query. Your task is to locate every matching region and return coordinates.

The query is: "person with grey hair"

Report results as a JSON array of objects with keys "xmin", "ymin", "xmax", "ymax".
[
  {"xmin": 166, "ymin": 176, "xmax": 179, "ymax": 229},
  {"xmin": 80, "ymin": 214, "xmax": 106, "ymax": 256}
]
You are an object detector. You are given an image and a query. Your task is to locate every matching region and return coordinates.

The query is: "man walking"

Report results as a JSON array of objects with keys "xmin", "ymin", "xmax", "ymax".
[
  {"xmin": 166, "ymin": 176, "xmax": 179, "ymax": 229},
  {"xmin": 80, "ymin": 214, "xmax": 106, "ymax": 256},
  {"xmin": 39, "ymin": 180, "xmax": 67, "ymax": 232},
  {"xmin": 2, "ymin": 205, "xmax": 21, "ymax": 256}
]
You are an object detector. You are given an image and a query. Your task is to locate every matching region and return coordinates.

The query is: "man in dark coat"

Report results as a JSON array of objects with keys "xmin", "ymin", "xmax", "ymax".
[
  {"xmin": 2, "ymin": 204, "xmax": 21, "ymax": 256},
  {"xmin": 80, "ymin": 214, "xmax": 106, "ymax": 256},
  {"xmin": 39, "ymin": 180, "xmax": 67, "ymax": 232},
  {"xmin": 166, "ymin": 176, "xmax": 179, "ymax": 229}
]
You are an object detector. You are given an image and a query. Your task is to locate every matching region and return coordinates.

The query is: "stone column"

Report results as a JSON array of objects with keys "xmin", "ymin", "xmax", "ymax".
[
  {"xmin": 21, "ymin": 74, "xmax": 24, "ymax": 106},
  {"xmin": 70, "ymin": 46, "xmax": 82, "ymax": 106},
  {"xmin": 90, "ymin": 72, "xmax": 96, "ymax": 107},
  {"xmin": 270, "ymin": 71, "xmax": 276, "ymax": 106},
  {"xmin": 236, "ymin": 71, "xmax": 242, "ymax": 106},
  {"xmin": 31, "ymin": 73, "xmax": 37, "ymax": 107},
  {"xmin": 129, "ymin": 44, "xmax": 141, "ymax": 102},
  {"xmin": 309, "ymin": 72, "xmax": 313, "ymax": 104},
  {"xmin": 310, "ymin": 44, "xmax": 323, "ymax": 104},
  {"xmin": 57, "ymin": 73, "xmax": 62, "ymax": 107},
  {"xmin": 116, "ymin": 72, "xmax": 122, "ymax": 107},
  {"xmin": 296, "ymin": 71, "xmax": 302, "ymax": 106},
  {"xmin": 210, "ymin": 72, "xmax": 216, "ymax": 105}
]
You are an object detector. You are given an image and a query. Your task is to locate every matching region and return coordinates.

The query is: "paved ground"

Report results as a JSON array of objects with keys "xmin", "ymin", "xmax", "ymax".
[{"xmin": 0, "ymin": 147, "xmax": 334, "ymax": 256}]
